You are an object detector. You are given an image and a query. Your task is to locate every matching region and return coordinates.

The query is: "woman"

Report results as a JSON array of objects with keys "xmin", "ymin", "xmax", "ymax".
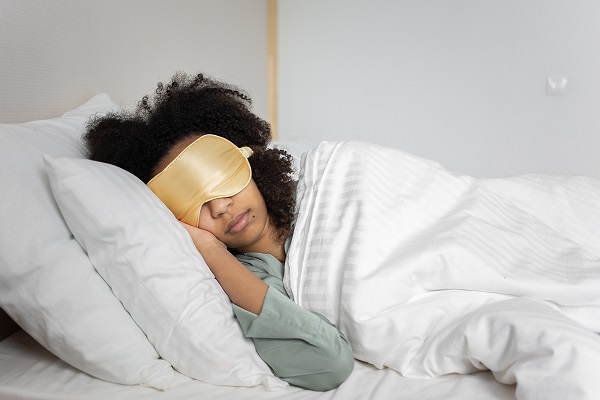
[{"xmin": 84, "ymin": 72, "xmax": 354, "ymax": 391}]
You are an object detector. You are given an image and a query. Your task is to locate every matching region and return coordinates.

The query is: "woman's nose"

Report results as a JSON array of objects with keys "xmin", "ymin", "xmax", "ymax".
[{"xmin": 208, "ymin": 197, "xmax": 232, "ymax": 218}]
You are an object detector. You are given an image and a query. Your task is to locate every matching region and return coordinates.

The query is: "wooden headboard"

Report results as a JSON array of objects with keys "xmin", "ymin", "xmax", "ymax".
[{"xmin": 0, "ymin": 309, "xmax": 20, "ymax": 340}]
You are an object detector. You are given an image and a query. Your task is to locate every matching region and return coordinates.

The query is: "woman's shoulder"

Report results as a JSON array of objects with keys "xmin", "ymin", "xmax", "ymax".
[{"xmin": 234, "ymin": 251, "xmax": 284, "ymax": 281}]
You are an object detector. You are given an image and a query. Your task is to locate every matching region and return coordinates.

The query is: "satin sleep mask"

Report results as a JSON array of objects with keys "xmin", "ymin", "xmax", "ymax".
[{"xmin": 147, "ymin": 134, "xmax": 253, "ymax": 227}]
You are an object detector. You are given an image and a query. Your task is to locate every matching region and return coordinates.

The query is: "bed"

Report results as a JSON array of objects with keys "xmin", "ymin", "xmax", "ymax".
[
  {"xmin": 1, "ymin": 2, "xmax": 599, "ymax": 400},
  {"xmin": 0, "ymin": 93, "xmax": 520, "ymax": 400},
  {"xmin": 3, "ymin": 94, "xmax": 600, "ymax": 400}
]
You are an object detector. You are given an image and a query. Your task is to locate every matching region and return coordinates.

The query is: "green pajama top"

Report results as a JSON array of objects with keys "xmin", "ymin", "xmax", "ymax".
[{"xmin": 232, "ymin": 251, "xmax": 354, "ymax": 391}]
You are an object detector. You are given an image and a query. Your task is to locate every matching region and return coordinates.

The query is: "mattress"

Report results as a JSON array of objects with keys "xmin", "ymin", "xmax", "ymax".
[{"xmin": 0, "ymin": 330, "xmax": 515, "ymax": 400}]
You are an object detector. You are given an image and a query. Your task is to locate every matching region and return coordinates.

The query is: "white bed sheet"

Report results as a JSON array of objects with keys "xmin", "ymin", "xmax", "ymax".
[{"xmin": 0, "ymin": 330, "xmax": 514, "ymax": 400}]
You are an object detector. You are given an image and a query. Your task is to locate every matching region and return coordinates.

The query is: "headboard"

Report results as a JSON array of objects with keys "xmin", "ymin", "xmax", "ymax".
[
  {"xmin": 0, "ymin": 0, "xmax": 269, "ymax": 339},
  {"xmin": 0, "ymin": 309, "xmax": 20, "ymax": 341}
]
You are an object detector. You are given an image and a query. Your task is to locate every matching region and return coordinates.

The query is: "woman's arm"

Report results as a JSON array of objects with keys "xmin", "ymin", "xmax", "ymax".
[
  {"xmin": 179, "ymin": 223, "xmax": 268, "ymax": 315},
  {"xmin": 234, "ymin": 286, "xmax": 354, "ymax": 391},
  {"xmin": 180, "ymin": 223, "xmax": 354, "ymax": 391}
]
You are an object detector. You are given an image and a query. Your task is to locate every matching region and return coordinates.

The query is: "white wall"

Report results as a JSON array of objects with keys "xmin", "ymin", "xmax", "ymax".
[
  {"xmin": 0, "ymin": 0, "xmax": 268, "ymax": 122},
  {"xmin": 278, "ymin": 0, "xmax": 600, "ymax": 178}
]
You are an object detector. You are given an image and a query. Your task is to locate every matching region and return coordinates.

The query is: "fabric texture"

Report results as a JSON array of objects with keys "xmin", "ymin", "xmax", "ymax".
[
  {"xmin": 285, "ymin": 141, "xmax": 600, "ymax": 400},
  {"xmin": 45, "ymin": 155, "xmax": 286, "ymax": 390},
  {"xmin": 147, "ymin": 134, "xmax": 253, "ymax": 227},
  {"xmin": 0, "ymin": 94, "xmax": 174, "ymax": 389},
  {"xmin": 233, "ymin": 252, "xmax": 354, "ymax": 391}
]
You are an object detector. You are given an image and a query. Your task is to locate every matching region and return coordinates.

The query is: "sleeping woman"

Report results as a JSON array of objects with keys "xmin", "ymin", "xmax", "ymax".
[
  {"xmin": 84, "ymin": 72, "xmax": 354, "ymax": 391},
  {"xmin": 85, "ymin": 72, "xmax": 600, "ymax": 399}
]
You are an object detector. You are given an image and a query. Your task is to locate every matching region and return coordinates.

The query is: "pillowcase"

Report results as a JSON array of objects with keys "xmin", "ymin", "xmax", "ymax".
[
  {"xmin": 45, "ymin": 156, "xmax": 287, "ymax": 390},
  {"xmin": 0, "ymin": 95, "xmax": 174, "ymax": 390}
]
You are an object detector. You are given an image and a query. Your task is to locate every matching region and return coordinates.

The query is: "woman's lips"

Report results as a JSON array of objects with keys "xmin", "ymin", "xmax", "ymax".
[{"xmin": 226, "ymin": 211, "xmax": 250, "ymax": 234}]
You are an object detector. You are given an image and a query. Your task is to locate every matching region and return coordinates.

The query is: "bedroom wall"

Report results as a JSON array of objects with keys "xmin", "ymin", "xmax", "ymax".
[
  {"xmin": 277, "ymin": 0, "xmax": 600, "ymax": 178},
  {"xmin": 0, "ymin": 0, "xmax": 269, "ymax": 338},
  {"xmin": 0, "ymin": 0, "xmax": 268, "ymax": 122}
]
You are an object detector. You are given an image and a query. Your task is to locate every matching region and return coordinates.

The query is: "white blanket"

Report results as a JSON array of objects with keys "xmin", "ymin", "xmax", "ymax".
[{"xmin": 284, "ymin": 141, "xmax": 600, "ymax": 400}]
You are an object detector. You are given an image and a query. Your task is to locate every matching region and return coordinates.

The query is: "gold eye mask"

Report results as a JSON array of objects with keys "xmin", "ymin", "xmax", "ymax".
[{"xmin": 147, "ymin": 134, "xmax": 253, "ymax": 227}]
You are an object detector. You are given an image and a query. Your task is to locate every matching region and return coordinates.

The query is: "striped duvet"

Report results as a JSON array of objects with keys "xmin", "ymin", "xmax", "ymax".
[{"xmin": 284, "ymin": 141, "xmax": 600, "ymax": 400}]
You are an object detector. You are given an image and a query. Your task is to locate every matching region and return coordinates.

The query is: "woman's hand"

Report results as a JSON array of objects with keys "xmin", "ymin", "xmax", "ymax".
[
  {"xmin": 178, "ymin": 221, "xmax": 268, "ymax": 315},
  {"xmin": 179, "ymin": 221, "xmax": 226, "ymax": 251}
]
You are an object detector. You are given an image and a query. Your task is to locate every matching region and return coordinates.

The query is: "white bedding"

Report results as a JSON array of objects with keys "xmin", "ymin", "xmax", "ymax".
[
  {"xmin": 285, "ymin": 141, "xmax": 600, "ymax": 400},
  {"xmin": 1, "ymin": 140, "xmax": 597, "ymax": 400},
  {"xmin": 3, "ymin": 3, "xmax": 593, "ymax": 398},
  {"xmin": 0, "ymin": 330, "xmax": 515, "ymax": 400}
]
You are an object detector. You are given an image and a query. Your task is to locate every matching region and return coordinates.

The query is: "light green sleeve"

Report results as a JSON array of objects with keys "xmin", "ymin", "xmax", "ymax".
[
  {"xmin": 231, "ymin": 251, "xmax": 354, "ymax": 391},
  {"xmin": 233, "ymin": 287, "xmax": 354, "ymax": 391}
]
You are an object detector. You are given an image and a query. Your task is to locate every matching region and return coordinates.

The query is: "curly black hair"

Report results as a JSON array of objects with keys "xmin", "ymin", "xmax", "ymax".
[{"xmin": 84, "ymin": 72, "xmax": 296, "ymax": 242}]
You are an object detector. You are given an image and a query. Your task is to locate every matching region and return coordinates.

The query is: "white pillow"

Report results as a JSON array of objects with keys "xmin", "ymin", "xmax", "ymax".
[
  {"xmin": 45, "ymin": 156, "xmax": 287, "ymax": 390},
  {"xmin": 0, "ymin": 95, "xmax": 174, "ymax": 389}
]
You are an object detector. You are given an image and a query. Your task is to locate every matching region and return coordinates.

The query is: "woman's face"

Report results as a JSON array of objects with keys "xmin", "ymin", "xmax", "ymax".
[{"xmin": 197, "ymin": 179, "xmax": 272, "ymax": 252}]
